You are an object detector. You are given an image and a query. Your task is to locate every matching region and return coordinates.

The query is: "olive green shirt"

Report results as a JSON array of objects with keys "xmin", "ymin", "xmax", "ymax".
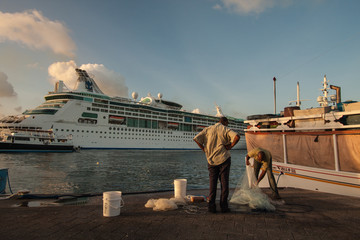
[
  {"xmin": 247, "ymin": 147, "xmax": 272, "ymax": 171},
  {"xmin": 194, "ymin": 122, "xmax": 239, "ymax": 166}
]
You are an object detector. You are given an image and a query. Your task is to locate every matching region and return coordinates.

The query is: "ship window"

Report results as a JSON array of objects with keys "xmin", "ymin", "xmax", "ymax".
[
  {"xmin": 14, "ymin": 137, "xmax": 30, "ymax": 141},
  {"xmin": 82, "ymin": 112, "xmax": 98, "ymax": 119},
  {"xmin": 94, "ymin": 98, "xmax": 109, "ymax": 104},
  {"xmin": 23, "ymin": 109, "xmax": 58, "ymax": 115}
]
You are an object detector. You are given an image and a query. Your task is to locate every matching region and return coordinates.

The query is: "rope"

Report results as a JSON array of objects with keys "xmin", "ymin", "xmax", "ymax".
[
  {"xmin": 7, "ymin": 172, "xmax": 13, "ymax": 194},
  {"xmin": 276, "ymin": 172, "xmax": 284, "ymax": 185},
  {"xmin": 182, "ymin": 205, "xmax": 207, "ymax": 215}
]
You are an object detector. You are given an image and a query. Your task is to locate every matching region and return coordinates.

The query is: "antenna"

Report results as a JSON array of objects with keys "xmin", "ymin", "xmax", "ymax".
[
  {"xmin": 273, "ymin": 77, "xmax": 276, "ymax": 114},
  {"xmin": 296, "ymin": 81, "xmax": 301, "ymax": 106},
  {"xmin": 317, "ymin": 75, "xmax": 338, "ymax": 107},
  {"xmin": 288, "ymin": 81, "xmax": 309, "ymax": 106}
]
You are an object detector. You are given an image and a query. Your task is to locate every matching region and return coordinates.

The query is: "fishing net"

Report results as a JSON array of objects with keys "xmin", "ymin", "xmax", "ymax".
[
  {"xmin": 230, "ymin": 162, "xmax": 275, "ymax": 211},
  {"xmin": 145, "ymin": 198, "xmax": 178, "ymax": 211}
]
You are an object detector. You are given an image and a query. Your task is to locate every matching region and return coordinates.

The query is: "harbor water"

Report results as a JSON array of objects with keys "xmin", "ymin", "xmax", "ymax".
[{"xmin": 0, "ymin": 150, "xmax": 247, "ymax": 194}]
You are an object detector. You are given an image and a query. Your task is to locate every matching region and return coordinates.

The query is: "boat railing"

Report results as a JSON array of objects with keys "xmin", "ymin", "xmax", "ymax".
[{"xmin": 245, "ymin": 107, "xmax": 360, "ymax": 132}]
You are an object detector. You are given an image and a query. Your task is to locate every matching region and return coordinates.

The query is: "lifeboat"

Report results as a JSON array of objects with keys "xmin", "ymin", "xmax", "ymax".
[
  {"xmin": 109, "ymin": 115, "xmax": 125, "ymax": 124},
  {"xmin": 168, "ymin": 122, "xmax": 179, "ymax": 129}
]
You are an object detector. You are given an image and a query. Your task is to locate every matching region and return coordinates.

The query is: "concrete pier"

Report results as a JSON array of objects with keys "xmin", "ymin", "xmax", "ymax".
[{"xmin": 0, "ymin": 188, "xmax": 359, "ymax": 239}]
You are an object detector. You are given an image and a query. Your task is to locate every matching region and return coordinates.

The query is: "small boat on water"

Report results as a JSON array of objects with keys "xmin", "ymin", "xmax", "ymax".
[
  {"xmin": 0, "ymin": 129, "xmax": 74, "ymax": 152},
  {"xmin": 245, "ymin": 75, "xmax": 360, "ymax": 198}
]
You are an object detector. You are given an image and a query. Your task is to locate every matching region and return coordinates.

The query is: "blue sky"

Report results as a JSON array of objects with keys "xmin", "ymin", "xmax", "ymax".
[{"xmin": 0, "ymin": 0, "xmax": 359, "ymax": 119}]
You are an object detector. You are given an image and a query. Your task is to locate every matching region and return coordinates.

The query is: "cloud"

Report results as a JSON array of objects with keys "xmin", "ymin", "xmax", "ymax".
[
  {"xmin": 48, "ymin": 60, "xmax": 78, "ymax": 88},
  {"xmin": 215, "ymin": 0, "xmax": 292, "ymax": 15},
  {"xmin": 48, "ymin": 61, "xmax": 129, "ymax": 97},
  {"xmin": 0, "ymin": 10, "xmax": 76, "ymax": 57},
  {"xmin": 192, "ymin": 108, "xmax": 201, "ymax": 114},
  {"xmin": 213, "ymin": 4, "xmax": 223, "ymax": 10},
  {"xmin": 80, "ymin": 63, "xmax": 129, "ymax": 97},
  {"xmin": 0, "ymin": 71, "xmax": 17, "ymax": 98},
  {"xmin": 27, "ymin": 62, "xmax": 40, "ymax": 69}
]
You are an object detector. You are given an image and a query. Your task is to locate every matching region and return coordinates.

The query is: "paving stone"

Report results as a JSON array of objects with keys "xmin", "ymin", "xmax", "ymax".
[{"xmin": 1, "ymin": 188, "xmax": 359, "ymax": 240}]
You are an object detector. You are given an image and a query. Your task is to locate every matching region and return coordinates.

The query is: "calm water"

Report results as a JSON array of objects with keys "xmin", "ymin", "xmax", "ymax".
[{"xmin": 0, "ymin": 150, "xmax": 246, "ymax": 194}]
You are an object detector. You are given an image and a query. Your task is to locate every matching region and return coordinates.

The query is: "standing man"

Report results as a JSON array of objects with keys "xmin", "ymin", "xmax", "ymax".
[
  {"xmin": 194, "ymin": 117, "xmax": 240, "ymax": 213},
  {"xmin": 246, "ymin": 147, "xmax": 281, "ymax": 199}
]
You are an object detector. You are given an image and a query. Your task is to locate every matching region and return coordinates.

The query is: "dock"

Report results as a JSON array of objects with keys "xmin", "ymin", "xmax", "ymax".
[{"xmin": 0, "ymin": 188, "xmax": 359, "ymax": 239}]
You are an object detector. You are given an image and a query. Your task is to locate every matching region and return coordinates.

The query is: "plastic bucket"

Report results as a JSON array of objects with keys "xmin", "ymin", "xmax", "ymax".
[
  {"xmin": 174, "ymin": 179, "xmax": 187, "ymax": 199},
  {"xmin": 103, "ymin": 191, "xmax": 124, "ymax": 217}
]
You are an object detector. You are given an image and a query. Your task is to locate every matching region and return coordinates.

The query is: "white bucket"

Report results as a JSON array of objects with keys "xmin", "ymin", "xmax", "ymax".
[
  {"xmin": 103, "ymin": 191, "xmax": 124, "ymax": 217},
  {"xmin": 174, "ymin": 179, "xmax": 187, "ymax": 199}
]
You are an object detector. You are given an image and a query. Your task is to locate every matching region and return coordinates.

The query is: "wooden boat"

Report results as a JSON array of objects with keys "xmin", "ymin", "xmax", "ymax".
[{"xmin": 245, "ymin": 76, "xmax": 360, "ymax": 197}]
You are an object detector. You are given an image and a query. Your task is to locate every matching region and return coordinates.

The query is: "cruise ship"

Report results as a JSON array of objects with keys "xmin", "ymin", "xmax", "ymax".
[{"xmin": 0, "ymin": 69, "xmax": 246, "ymax": 150}]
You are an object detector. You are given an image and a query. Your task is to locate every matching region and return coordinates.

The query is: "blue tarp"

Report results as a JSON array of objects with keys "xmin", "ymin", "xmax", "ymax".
[{"xmin": 0, "ymin": 169, "xmax": 8, "ymax": 194}]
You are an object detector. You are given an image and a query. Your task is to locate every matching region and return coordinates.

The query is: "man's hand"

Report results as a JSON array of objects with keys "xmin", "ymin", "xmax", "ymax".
[
  {"xmin": 194, "ymin": 139, "xmax": 205, "ymax": 152},
  {"xmin": 225, "ymin": 144, "xmax": 232, "ymax": 150}
]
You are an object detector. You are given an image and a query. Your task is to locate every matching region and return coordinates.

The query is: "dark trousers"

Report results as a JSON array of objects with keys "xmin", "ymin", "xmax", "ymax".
[
  {"xmin": 253, "ymin": 158, "xmax": 280, "ymax": 198},
  {"xmin": 207, "ymin": 157, "xmax": 231, "ymax": 210}
]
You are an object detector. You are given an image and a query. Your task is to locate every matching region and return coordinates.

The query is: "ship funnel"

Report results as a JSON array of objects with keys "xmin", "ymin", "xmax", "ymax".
[
  {"xmin": 73, "ymin": 68, "xmax": 104, "ymax": 94},
  {"xmin": 55, "ymin": 81, "xmax": 64, "ymax": 93},
  {"xmin": 330, "ymin": 85, "xmax": 341, "ymax": 103}
]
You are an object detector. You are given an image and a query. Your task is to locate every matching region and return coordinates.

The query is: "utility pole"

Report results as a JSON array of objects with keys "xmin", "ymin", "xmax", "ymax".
[{"xmin": 273, "ymin": 77, "xmax": 276, "ymax": 114}]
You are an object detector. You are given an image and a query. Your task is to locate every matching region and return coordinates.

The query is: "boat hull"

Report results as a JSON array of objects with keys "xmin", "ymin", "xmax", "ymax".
[
  {"xmin": 0, "ymin": 142, "xmax": 74, "ymax": 153},
  {"xmin": 245, "ymin": 131, "xmax": 360, "ymax": 198},
  {"xmin": 259, "ymin": 161, "xmax": 360, "ymax": 198}
]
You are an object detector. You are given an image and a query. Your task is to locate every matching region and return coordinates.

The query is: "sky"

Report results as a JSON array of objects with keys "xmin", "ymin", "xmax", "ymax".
[{"xmin": 0, "ymin": 0, "xmax": 359, "ymax": 120}]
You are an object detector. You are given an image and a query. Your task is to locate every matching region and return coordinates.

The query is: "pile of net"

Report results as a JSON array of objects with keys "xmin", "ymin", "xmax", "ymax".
[
  {"xmin": 230, "ymin": 164, "xmax": 275, "ymax": 211},
  {"xmin": 145, "ymin": 197, "xmax": 186, "ymax": 211}
]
